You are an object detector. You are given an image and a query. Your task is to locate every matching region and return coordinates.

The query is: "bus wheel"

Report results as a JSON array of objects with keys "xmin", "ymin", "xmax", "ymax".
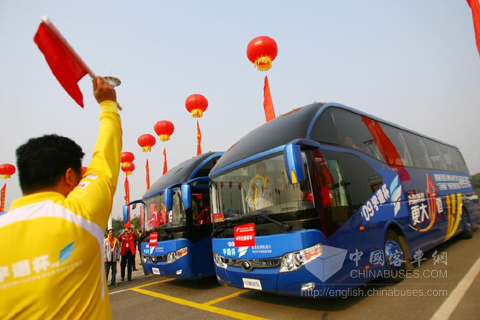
[
  {"xmin": 383, "ymin": 229, "xmax": 410, "ymax": 284},
  {"xmin": 460, "ymin": 209, "xmax": 473, "ymax": 239}
]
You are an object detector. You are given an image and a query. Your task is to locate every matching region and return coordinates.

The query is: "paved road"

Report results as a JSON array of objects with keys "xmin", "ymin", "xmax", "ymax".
[{"xmin": 109, "ymin": 230, "xmax": 480, "ymax": 320}]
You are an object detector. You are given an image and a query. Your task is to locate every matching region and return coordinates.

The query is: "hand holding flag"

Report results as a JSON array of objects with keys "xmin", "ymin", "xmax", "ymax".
[{"xmin": 33, "ymin": 16, "xmax": 122, "ymax": 109}]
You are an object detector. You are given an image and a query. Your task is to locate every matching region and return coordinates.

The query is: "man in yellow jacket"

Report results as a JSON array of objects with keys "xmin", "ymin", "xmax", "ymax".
[{"xmin": 0, "ymin": 76, "xmax": 122, "ymax": 319}]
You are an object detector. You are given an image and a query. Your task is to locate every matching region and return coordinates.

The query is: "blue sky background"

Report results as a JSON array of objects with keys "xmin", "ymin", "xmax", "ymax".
[{"xmin": 1, "ymin": 1, "xmax": 479, "ymax": 218}]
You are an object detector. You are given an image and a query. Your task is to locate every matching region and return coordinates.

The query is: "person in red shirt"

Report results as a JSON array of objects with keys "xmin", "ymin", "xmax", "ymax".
[{"xmin": 119, "ymin": 227, "xmax": 136, "ymax": 281}]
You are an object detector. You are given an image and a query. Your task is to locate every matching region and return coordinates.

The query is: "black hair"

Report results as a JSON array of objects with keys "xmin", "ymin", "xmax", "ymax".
[
  {"xmin": 107, "ymin": 228, "xmax": 114, "ymax": 233},
  {"xmin": 16, "ymin": 134, "xmax": 84, "ymax": 194}
]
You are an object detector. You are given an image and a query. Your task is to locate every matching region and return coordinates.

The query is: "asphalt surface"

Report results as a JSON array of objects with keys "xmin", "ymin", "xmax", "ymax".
[{"xmin": 109, "ymin": 229, "xmax": 480, "ymax": 320}]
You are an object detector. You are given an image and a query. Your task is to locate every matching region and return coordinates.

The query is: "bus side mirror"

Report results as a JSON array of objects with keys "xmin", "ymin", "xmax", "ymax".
[
  {"xmin": 181, "ymin": 184, "xmax": 192, "ymax": 210},
  {"xmin": 284, "ymin": 144, "xmax": 306, "ymax": 184},
  {"xmin": 164, "ymin": 188, "xmax": 173, "ymax": 212},
  {"xmin": 123, "ymin": 205, "xmax": 129, "ymax": 225}
]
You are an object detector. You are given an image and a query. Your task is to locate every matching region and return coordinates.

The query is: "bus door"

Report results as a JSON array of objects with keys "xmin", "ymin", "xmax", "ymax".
[
  {"xmin": 190, "ymin": 183, "xmax": 213, "ymax": 242},
  {"xmin": 310, "ymin": 148, "xmax": 387, "ymax": 283}
]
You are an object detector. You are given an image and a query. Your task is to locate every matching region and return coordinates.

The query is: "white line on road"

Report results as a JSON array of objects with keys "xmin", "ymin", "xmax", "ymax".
[
  {"xmin": 430, "ymin": 255, "xmax": 480, "ymax": 320},
  {"xmin": 109, "ymin": 288, "xmax": 131, "ymax": 295}
]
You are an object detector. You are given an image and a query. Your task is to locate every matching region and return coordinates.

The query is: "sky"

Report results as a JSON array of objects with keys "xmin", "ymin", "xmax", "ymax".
[{"xmin": 1, "ymin": 0, "xmax": 479, "ymax": 219}]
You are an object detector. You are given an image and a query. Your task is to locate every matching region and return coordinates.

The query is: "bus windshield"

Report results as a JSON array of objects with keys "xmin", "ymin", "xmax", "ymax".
[
  {"xmin": 210, "ymin": 153, "xmax": 315, "ymax": 221},
  {"xmin": 144, "ymin": 191, "xmax": 186, "ymax": 231}
]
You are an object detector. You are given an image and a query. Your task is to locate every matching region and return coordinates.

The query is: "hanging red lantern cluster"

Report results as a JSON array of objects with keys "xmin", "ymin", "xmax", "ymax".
[
  {"xmin": 121, "ymin": 162, "xmax": 135, "ymax": 176},
  {"xmin": 137, "ymin": 134, "xmax": 156, "ymax": 152},
  {"xmin": 154, "ymin": 121, "xmax": 175, "ymax": 142},
  {"xmin": 121, "ymin": 152, "xmax": 135, "ymax": 168},
  {"xmin": 185, "ymin": 94, "xmax": 208, "ymax": 118},
  {"xmin": 0, "ymin": 164, "xmax": 16, "ymax": 179},
  {"xmin": 246, "ymin": 36, "xmax": 278, "ymax": 71}
]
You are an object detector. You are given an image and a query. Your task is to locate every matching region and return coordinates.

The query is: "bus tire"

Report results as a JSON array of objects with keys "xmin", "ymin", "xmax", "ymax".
[
  {"xmin": 460, "ymin": 209, "xmax": 473, "ymax": 239},
  {"xmin": 383, "ymin": 229, "xmax": 411, "ymax": 284}
]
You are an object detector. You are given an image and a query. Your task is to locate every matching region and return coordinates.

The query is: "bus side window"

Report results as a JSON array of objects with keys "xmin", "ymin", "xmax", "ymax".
[
  {"xmin": 379, "ymin": 123, "xmax": 414, "ymax": 167},
  {"xmin": 332, "ymin": 109, "xmax": 383, "ymax": 161},
  {"xmin": 423, "ymin": 138, "xmax": 448, "ymax": 171},
  {"xmin": 402, "ymin": 131, "xmax": 433, "ymax": 169},
  {"xmin": 439, "ymin": 144, "xmax": 458, "ymax": 171},
  {"xmin": 310, "ymin": 108, "xmax": 339, "ymax": 145},
  {"xmin": 452, "ymin": 148, "xmax": 468, "ymax": 173}
]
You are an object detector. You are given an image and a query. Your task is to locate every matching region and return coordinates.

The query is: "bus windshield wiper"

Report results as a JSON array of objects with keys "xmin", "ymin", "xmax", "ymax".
[
  {"xmin": 155, "ymin": 226, "xmax": 173, "ymax": 240},
  {"xmin": 212, "ymin": 222, "xmax": 232, "ymax": 237},
  {"xmin": 256, "ymin": 212, "xmax": 292, "ymax": 232}
]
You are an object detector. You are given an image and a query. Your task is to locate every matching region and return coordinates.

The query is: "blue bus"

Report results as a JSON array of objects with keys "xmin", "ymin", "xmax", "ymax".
[
  {"xmin": 209, "ymin": 102, "xmax": 479, "ymax": 296},
  {"xmin": 128, "ymin": 151, "xmax": 223, "ymax": 280}
]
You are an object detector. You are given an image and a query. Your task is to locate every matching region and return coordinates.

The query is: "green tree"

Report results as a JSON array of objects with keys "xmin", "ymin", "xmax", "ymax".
[
  {"xmin": 110, "ymin": 215, "xmax": 140, "ymax": 238},
  {"xmin": 472, "ymin": 172, "xmax": 480, "ymax": 198}
]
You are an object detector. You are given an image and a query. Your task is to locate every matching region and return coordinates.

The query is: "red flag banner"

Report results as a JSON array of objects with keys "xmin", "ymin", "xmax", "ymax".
[
  {"xmin": 467, "ymin": 0, "xmax": 480, "ymax": 58},
  {"xmin": 0, "ymin": 183, "xmax": 6, "ymax": 212},
  {"xmin": 263, "ymin": 75, "xmax": 276, "ymax": 122},
  {"xmin": 163, "ymin": 147, "xmax": 168, "ymax": 175},
  {"xmin": 124, "ymin": 175, "xmax": 131, "ymax": 228},
  {"xmin": 124, "ymin": 175, "xmax": 130, "ymax": 204},
  {"xmin": 146, "ymin": 159, "xmax": 151, "ymax": 190},
  {"xmin": 197, "ymin": 120, "xmax": 202, "ymax": 156},
  {"xmin": 33, "ymin": 16, "xmax": 94, "ymax": 107}
]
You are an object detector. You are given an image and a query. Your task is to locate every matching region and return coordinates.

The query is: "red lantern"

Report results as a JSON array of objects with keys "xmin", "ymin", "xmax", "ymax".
[
  {"xmin": 121, "ymin": 162, "xmax": 135, "ymax": 176},
  {"xmin": 121, "ymin": 152, "xmax": 135, "ymax": 164},
  {"xmin": 137, "ymin": 134, "xmax": 156, "ymax": 152},
  {"xmin": 0, "ymin": 164, "xmax": 16, "ymax": 179},
  {"xmin": 246, "ymin": 36, "xmax": 278, "ymax": 71},
  {"xmin": 154, "ymin": 121, "xmax": 175, "ymax": 142},
  {"xmin": 185, "ymin": 94, "xmax": 208, "ymax": 118}
]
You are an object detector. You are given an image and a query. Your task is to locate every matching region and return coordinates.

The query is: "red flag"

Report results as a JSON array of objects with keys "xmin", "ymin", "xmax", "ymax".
[
  {"xmin": 197, "ymin": 120, "xmax": 202, "ymax": 156},
  {"xmin": 163, "ymin": 147, "xmax": 168, "ymax": 175},
  {"xmin": 124, "ymin": 175, "xmax": 131, "ymax": 228},
  {"xmin": 124, "ymin": 175, "xmax": 130, "ymax": 204},
  {"xmin": 0, "ymin": 183, "xmax": 6, "ymax": 212},
  {"xmin": 263, "ymin": 75, "xmax": 276, "ymax": 122},
  {"xmin": 33, "ymin": 17, "xmax": 94, "ymax": 107},
  {"xmin": 467, "ymin": 0, "xmax": 480, "ymax": 58},
  {"xmin": 146, "ymin": 159, "xmax": 151, "ymax": 190}
]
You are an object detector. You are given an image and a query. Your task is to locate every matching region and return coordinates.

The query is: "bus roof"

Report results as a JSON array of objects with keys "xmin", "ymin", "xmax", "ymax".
[
  {"xmin": 142, "ymin": 151, "xmax": 222, "ymax": 199},
  {"xmin": 211, "ymin": 102, "xmax": 458, "ymax": 174}
]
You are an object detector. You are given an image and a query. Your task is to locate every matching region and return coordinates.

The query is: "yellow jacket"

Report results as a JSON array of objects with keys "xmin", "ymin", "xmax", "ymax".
[{"xmin": 0, "ymin": 101, "xmax": 122, "ymax": 319}]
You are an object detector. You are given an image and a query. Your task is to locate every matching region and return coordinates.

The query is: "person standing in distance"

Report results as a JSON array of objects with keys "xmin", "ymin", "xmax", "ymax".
[
  {"xmin": 0, "ymin": 76, "xmax": 122, "ymax": 319},
  {"xmin": 104, "ymin": 228, "xmax": 121, "ymax": 286}
]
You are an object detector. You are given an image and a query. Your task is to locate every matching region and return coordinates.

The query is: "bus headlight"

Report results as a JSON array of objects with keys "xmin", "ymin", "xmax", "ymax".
[
  {"xmin": 213, "ymin": 252, "xmax": 227, "ymax": 269},
  {"xmin": 279, "ymin": 243, "xmax": 322, "ymax": 273},
  {"xmin": 167, "ymin": 247, "xmax": 188, "ymax": 264}
]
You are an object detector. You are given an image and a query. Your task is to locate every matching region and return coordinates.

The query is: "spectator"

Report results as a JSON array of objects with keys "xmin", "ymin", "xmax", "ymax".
[
  {"xmin": 119, "ymin": 227, "xmax": 136, "ymax": 281},
  {"xmin": 104, "ymin": 229, "xmax": 121, "ymax": 285}
]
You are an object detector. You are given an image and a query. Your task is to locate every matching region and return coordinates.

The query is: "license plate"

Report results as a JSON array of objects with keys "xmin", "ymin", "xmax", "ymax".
[
  {"xmin": 242, "ymin": 278, "xmax": 262, "ymax": 290},
  {"xmin": 152, "ymin": 267, "xmax": 160, "ymax": 275}
]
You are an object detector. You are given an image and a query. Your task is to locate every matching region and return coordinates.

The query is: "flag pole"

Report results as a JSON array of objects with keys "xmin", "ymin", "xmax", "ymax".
[{"xmin": 41, "ymin": 16, "xmax": 96, "ymax": 79}]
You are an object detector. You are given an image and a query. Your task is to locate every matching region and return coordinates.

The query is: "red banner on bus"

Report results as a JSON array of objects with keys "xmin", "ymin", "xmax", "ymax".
[{"xmin": 234, "ymin": 223, "xmax": 255, "ymax": 247}]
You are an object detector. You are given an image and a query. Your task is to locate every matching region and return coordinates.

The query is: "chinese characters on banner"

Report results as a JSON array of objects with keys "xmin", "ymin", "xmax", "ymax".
[
  {"xmin": 234, "ymin": 223, "xmax": 255, "ymax": 247},
  {"xmin": 149, "ymin": 232, "xmax": 158, "ymax": 247}
]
